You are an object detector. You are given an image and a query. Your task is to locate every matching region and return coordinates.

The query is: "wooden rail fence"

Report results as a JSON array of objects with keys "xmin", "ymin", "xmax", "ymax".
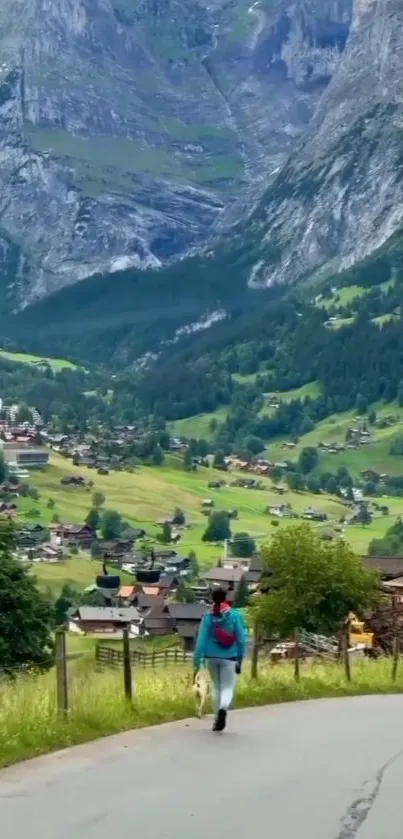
[{"xmin": 95, "ymin": 643, "xmax": 191, "ymax": 669}]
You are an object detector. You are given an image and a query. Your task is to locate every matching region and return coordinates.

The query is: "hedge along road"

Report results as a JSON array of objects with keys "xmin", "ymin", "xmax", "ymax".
[{"xmin": 0, "ymin": 696, "xmax": 403, "ymax": 839}]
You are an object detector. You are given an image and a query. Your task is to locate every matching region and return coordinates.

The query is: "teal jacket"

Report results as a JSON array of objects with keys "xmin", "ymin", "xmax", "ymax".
[{"xmin": 193, "ymin": 607, "xmax": 247, "ymax": 670}]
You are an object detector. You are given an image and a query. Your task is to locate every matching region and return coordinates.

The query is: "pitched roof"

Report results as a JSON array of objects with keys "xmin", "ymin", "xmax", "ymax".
[
  {"xmin": 363, "ymin": 556, "xmax": 403, "ymax": 579},
  {"xmin": 101, "ymin": 539, "xmax": 133, "ymax": 552},
  {"xmin": 203, "ymin": 566, "xmax": 245, "ymax": 583},
  {"xmin": 136, "ymin": 594, "xmax": 165, "ymax": 612},
  {"xmin": 143, "ymin": 615, "xmax": 174, "ymax": 631},
  {"xmin": 157, "ymin": 573, "xmax": 179, "ymax": 589},
  {"xmin": 167, "ymin": 603, "xmax": 208, "ymax": 621},
  {"xmin": 383, "ymin": 576, "xmax": 403, "ymax": 589},
  {"xmin": 75, "ymin": 607, "xmax": 141, "ymax": 623},
  {"xmin": 244, "ymin": 555, "xmax": 264, "ymax": 584},
  {"xmin": 51, "ymin": 523, "xmax": 93, "ymax": 534}
]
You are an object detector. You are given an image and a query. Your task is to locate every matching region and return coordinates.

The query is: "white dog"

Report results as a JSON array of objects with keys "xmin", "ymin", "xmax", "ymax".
[{"xmin": 192, "ymin": 670, "xmax": 209, "ymax": 718}]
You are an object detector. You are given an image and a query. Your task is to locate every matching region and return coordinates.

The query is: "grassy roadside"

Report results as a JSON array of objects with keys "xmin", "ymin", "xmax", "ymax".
[{"xmin": 1, "ymin": 658, "xmax": 403, "ymax": 768}]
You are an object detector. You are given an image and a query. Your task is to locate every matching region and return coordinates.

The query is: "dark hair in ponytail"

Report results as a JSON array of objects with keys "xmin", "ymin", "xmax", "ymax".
[{"xmin": 212, "ymin": 586, "xmax": 227, "ymax": 614}]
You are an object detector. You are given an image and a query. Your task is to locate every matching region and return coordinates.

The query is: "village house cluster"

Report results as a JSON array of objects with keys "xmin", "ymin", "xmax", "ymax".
[
  {"xmin": 0, "ymin": 414, "xmax": 48, "ymax": 476},
  {"xmin": 68, "ymin": 555, "xmax": 264, "ymax": 649}
]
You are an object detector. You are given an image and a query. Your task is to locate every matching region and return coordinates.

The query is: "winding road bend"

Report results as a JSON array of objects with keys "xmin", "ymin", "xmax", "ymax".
[{"xmin": 1, "ymin": 695, "xmax": 403, "ymax": 838}]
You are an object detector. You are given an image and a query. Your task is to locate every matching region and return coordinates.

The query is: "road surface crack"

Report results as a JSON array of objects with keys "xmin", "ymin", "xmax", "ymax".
[{"xmin": 335, "ymin": 746, "xmax": 403, "ymax": 838}]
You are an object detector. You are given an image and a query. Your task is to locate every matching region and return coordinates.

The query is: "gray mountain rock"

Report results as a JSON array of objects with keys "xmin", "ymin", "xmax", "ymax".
[
  {"xmin": 237, "ymin": 0, "xmax": 403, "ymax": 289},
  {"xmin": 0, "ymin": 0, "xmax": 353, "ymax": 304}
]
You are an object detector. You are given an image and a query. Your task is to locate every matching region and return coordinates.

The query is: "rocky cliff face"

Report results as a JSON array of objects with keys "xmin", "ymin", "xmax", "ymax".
[
  {"xmin": 234, "ymin": 0, "xmax": 403, "ymax": 289},
  {"xmin": 0, "ymin": 0, "xmax": 353, "ymax": 303}
]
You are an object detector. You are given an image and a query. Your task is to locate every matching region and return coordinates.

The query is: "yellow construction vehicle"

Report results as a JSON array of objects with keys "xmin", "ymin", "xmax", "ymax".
[{"xmin": 349, "ymin": 613, "xmax": 374, "ymax": 648}]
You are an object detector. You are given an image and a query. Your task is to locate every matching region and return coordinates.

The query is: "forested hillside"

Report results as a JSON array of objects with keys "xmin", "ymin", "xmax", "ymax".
[{"xmin": 3, "ymin": 226, "xmax": 403, "ymax": 466}]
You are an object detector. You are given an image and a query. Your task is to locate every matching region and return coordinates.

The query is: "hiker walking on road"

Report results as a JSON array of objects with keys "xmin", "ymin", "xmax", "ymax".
[{"xmin": 193, "ymin": 587, "xmax": 246, "ymax": 732}]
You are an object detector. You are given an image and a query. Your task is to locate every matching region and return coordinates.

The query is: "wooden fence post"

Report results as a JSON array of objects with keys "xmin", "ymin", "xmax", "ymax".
[
  {"xmin": 294, "ymin": 630, "xmax": 300, "ymax": 682},
  {"xmin": 55, "ymin": 629, "xmax": 68, "ymax": 715},
  {"xmin": 122, "ymin": 627, "xmax": 133, "ymax": 700},
  {"xmin": 392, "ymin": 596, "xmax": 399, "ymax": 682},
  {"xmin": 342, "ymin": 620, "xmax": 351, "ymax": 682},
  {"xmin": 251, "ymin": 620, "xmax": 260, "ymax": 680},
  {"xmin": 392, "ymin": 636, "xmax": 399, "ymax": 681}
]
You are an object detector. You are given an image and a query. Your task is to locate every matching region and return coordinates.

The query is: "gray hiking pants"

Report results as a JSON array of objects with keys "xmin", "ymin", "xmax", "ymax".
[{"xmin": 207, "ymin": 658, "xmax": 237, "ymax": 712}]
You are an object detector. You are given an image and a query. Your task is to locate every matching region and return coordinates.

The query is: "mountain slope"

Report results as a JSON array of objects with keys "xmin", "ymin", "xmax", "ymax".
[
  {"xmin": 239, "ymin": 0, "xmax": 403, "ymax": 289},
  {"xmin": 0, "ymin": 0, "xmax": 353, "ymax": 304},
  {"xmin": 5, "ymin": 0, "xmax": 403, "ymax": 366}
]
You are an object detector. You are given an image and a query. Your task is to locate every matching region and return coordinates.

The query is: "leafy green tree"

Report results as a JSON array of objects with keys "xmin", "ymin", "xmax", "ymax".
[
  {"xmin": 213, "ymin": 450, "xmax": 226, "ymax": 469},
  {"xmin": 345, "ymin": 486, "xmax": 355, "ymax": 502},
  {"xmin": 354, "ymin": 505, "xmax": 372, "ymax": 525},
  {"xmin": 252, "ymin": 524, "xmax": 379, "ymax": 637},
  {"xmin": 364, "ymin": 481, "xmax": 376, "ymax": 496},
  {"xmin": 197, "ymin": 439, "xmax": 209, "ymax": 457},
  {"xmin": 244, "ymin": 435, "xmax": 265, "ymax": 456},
  {"xmin": 338, "ymin": 468, "xmax": 353, "ymax": 488},
  {"xmin": 230, "ymin": 531, "xmax": 256, "ymax": 558},
  {"xmin": 188, "ymin": 550, "xmax": 199, "ymax": 579},
  {"xmin": 202, "ymin": 511, "xmax": 231, "ymax": 543},
  {"xmin": 26, "ymin": 507, "xmax": 40, "ymax": 518},
  {"xmin": 0, "ymin": 521, "xmax": 54, "ymax": 671},
  {"xmin": 54, "ymin": 583, "xmax": 79, "ymax": 627},
  {"xmin": 298, "ymin": 447, "xmax": 318, "ymax": 474},
  {"xmin": 173, "ymin": 507, "xmax": 185, "ymax": 526},
  {"xmin": 0, "ymin": 452, "xmax": 7, "ymax": 483},
  {"xmin": 355, "ymin": 393, "xmax": 368, "ymax": 414},
  {"xmin": 100, "ymin": 509, "xmax": 122, "ymax": 540},
  {"xmin": 160, "ymin": 522, "xmax": 172, "ymax": 544},
  {"xmin": 90, "ymin": 539, "xmax": 102, "ymax": 558},
  {"xmin": 80, "ymin": 588, "xmax": 106, "ymax": 606},
  {"xmin": 300, "ymin": 415, "xmax": 315, "ymax": 434},
  {"xmin": 286, "ymin": 471, "xmax": 305, "ymax": 491},
  {"xmin": 270, "ymin": 465, "xmax": 283, "ymax": 482},
  {"xmin": 92, "ymin": 491, "xmax": 105, "ymax": 508},
  {"xmin": 306, "ymin": 475, "xmax": 321, "ymax": 494},
  {"xmin": 389, "ymin": 437, "xmax": 403, "ymax": 455},
  {"xmin": 16, "ymin": 404, "xmax": 33, "ymax": 423},
  {"xmin": 176, "ymin": 579, "xmax": 197, "ymax": 603},
  {"xmin": 152, "ymin": 444, "xmax": 164, "ymax": 466},
  {"xmin": 85, "ymin": 508, "xmax": 100, "ymax": 530},
  {"xmin": 183, "ymin": 447, "xmax": 192, "ymax": 469},
  {"xmin": 369, "ymin": 518, "xmax": 403, "ymax": 556}
]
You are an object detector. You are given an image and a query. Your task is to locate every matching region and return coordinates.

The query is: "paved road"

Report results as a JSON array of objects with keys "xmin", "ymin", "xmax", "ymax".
[{"xmin": 1, "ymin": 696, "xmax": 403, "ymax": 839}]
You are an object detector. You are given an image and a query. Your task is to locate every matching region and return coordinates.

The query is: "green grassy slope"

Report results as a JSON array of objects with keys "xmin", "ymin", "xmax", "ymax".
[
  {"xmin": 169, "ymin": 407, "xmax": 228, "ymax": 439},
  {"xmin": 268, "ymin": 402, "xmax": 403, "ymax": 477},
  {"xmin": 20, "ymin": 451, "xmax": 403, "ymax": 596},
  {"xmin": 0, "ymin": 349, "xmax": 78, "ymax": 371}
]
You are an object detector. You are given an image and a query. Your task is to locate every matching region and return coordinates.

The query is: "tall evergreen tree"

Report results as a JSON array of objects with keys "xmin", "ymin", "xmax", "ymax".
[{"xmin": 0, "ymin": 521, "xmax": 54, "ymax": 672}]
